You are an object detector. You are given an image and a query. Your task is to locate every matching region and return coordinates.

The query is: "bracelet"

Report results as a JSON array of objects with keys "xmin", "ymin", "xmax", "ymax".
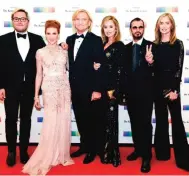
[{"xmin": 34, "ymin": 96, "xmax": 39, "ymax": 100}]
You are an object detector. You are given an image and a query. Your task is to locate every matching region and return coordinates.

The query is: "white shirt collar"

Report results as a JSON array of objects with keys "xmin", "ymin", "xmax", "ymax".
[
  {"xmin": 76, "ymin": 30, "xmax": 88, "ymax": 37},
  {"xmin": 132, "ymin": 38, "xmax": 143, "ymax": 45}
]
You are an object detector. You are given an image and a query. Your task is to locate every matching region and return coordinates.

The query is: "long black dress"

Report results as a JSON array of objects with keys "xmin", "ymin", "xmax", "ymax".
[
  {"xmin": 102, "ymin": 41, "xmax": 125, "ymax": 167},
  {"xmin": 154, "ymin": 39, "xmax": 189, "ymax": 171}
]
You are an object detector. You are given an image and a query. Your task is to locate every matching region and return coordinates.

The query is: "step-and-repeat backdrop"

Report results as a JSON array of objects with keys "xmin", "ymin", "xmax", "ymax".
[{"xmin": 0, "ymin": 0, "xmax": 189, "ymax": 143}]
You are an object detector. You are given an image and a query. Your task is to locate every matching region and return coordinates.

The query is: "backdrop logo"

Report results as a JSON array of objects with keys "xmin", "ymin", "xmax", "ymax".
[
  {"xmin": 37, "ymin": 117, "xmax": 43, "ymax": 122},
  {"xmin": 125, "ymin": 7, "xmax": 148, "ymax": 13},
  {"xmin": 187, "ymin": 22, "xmax": 189, "ymax": 27},
  {"xmin": 186, "ymin": 50, "xmax": 189, "ymax": 55},
  {"xmin": 124, "ymin": 120, "xmax": 130, "ymax": 123},
  {"xmin": 65, "ymin": 6, "xmax": 80, "ymax": 13},
  {"xmin": 4, "ymin": 21, "xmax": 12, "ymax": 27},
  {"xmin": 3, "ymin": 7, "xmax": 18, "ymax": 13},
  {"xmin": 95, "ymin": 7, "xmax": 117, "ymax": 13},
  {"xmin": 184, "ymin": 78, "xmax": 189, "ymax": 83},
  {"xmin": 65, "ymin": 22, "xmax": 72, "ymax": 28},
  {"xmin": 125, "ymin": 22, "xmax": 130, "ymax": 28},
  {"xmin": 33, "ymin": 7, "xmax": 55, "ymax": 13},
  {"xmin": 123, "ymin": 38, "xmax": 132, "ymax": 44},
  {"xmin": 156, "ymin": 7, "xmax": 178, "ymax": 12},
  {"xmin": 34, "ymin": 22, "xmax": 45, "ymax": 28},
  {"xmin": 123, "ymin": 131, "xmax": 132, "ymax": 137},
  {"xmin": 71, "ymin": 131, "xmax": 80, "ymax": 136},
  {"xmin": 183, "ymin": 105, "xmax": 189, "ymax": 110}
]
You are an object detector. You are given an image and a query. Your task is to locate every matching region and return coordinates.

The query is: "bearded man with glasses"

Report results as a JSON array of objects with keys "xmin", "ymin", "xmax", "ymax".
[
  {"xmin": 0, "ymin": 8, "xmax": 46, "ymax": 167},
  {"xmin": 120, "ymin": 17, "xmax": 155, "ymax": 173}
]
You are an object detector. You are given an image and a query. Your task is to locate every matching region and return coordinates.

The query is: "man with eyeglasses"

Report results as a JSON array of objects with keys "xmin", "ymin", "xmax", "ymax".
[
  {"xmin": 0, "ymin": 8, "xmax": 45, "ymax": 167},
  {"xmin": 120, "ymin": 17, "xmax": 155, "ymax": 173}
]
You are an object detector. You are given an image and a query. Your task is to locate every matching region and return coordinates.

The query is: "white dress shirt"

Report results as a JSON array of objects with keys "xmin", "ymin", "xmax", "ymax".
[
  {"xmin": 15, "ymin": 31, "xmax": 30, "ymax": 61},
  {"xmin": 74, "ymin": 30, "xmax": 88, "ymax": 61},
  {"xmin": 15, "ymin": 31, "xmax": 30, "ymax": 81}
]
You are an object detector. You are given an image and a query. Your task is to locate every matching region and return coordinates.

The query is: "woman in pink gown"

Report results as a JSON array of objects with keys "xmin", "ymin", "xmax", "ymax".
[{"xmin": 22, "ymin": 20, "xmax": 74, "ymax": 175}]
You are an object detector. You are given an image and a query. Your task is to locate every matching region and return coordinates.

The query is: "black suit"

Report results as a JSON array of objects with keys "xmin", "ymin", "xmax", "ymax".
[
  {"xmin": 66, "ymin": 32, "xmax": 106, "ymax": 154},
  {"xmin": 0, "ymin": 31, "xmax": 45, "ymax": 153},
  {"xmin": 121, "ymin": 39, "xmax": 155, "ymax": 159}
]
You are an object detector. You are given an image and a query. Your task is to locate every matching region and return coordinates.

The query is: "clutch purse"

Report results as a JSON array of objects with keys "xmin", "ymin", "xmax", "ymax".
[{"xmin": 163, "ymin": 89, "xmax": 171, "ymax": 98}]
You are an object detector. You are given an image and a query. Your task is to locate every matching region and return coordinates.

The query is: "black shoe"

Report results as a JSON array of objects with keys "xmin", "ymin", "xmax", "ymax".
[
  {"xmin": 100, "ymin": 153, "xmax": 111, "ymax": 164},
  {"xmin": 83, "ymin": 153, "xmax": 96, "ymax": 164},
  {"xmin": 112, "ymin": 158, "xmax": 121, "ymax": 167},
  {"xmin": 112, "ymin": 150, "xmax": 121, "ymax": 167},
  {"xmin": 127, "ymin": 151, "xmax": 139, "ymax": 161},
  {"xmin": 20, "ymin": 152, "xmax": 29, "ymax": 164},
  {"xmin": 71, "ymin": 148, "xmax": 85, "ymax": 158},
  {"xmin": 6, "ymin": 152, "xmax": 16, "ymax": 167},
  {"xmin": 141, "ymin": 159, "xmax": 151, "ymax": 173}
]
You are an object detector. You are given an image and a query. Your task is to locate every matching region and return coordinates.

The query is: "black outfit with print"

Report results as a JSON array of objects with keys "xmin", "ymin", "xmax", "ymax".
[{"xmin": 102, "ymin": 41, "xmax": 125, "ymax": 166}]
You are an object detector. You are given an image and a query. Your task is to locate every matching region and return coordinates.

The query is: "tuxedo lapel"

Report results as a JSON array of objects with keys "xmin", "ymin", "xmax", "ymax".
[
  {"xmin": 69, "ymin": 34, "xmax": 76, "ymax": 63},
  {"xmin": 24, "ymin": 32, "xmax": 33, "ymax": 63}
]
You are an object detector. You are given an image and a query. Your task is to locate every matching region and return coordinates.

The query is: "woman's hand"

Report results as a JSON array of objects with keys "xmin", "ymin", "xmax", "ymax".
[
  {"xmin": 165, "ymin": 90, "xmax": 178, "ymax": 100},
  {"xmin": 34, "ymin": 97, "xmax": 42, "ymax": 110}
]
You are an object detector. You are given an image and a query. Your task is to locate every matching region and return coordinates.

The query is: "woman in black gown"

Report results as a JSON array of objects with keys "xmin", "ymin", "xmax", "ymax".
[
  {"xmin": 94, "ymin": 15, "xmax": 125, "ymax": 167},
  {"xmin": 154, "ymin": 13, "xmax": 189, "ymax": 171}
]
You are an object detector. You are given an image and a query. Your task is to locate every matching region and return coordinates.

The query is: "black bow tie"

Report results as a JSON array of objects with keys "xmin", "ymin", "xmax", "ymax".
[
  {"xmin": 17, "ymin": 33, "xmax": 26, "ymax": 39},
  {"xmin": 76, "ymin": 34, "xmax": 84, "ymax": 39}
]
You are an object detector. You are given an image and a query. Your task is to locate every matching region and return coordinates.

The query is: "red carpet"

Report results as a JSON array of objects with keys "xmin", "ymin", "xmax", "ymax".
[{"xmin": 0, "ymin": 146, "xmax": 189, "ymax": 175}]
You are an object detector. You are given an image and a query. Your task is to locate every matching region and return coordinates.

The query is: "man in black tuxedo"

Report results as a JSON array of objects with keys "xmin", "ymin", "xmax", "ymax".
[
  {"xmin": 121, "ymin": 18, "xmax": 155, "ymax": 172},
  {"xmin": 0, "ymin": 8, "xmax": 45, "ymax": 167},
  {"xmin": 66, "ymin": 9, "xmax": 106, "ymax": 164}
]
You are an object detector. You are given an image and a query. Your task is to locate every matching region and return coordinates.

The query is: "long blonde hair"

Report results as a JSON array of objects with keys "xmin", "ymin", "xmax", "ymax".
[
  {"xmin": 72, "ymin": 9, "xmax": 93, "ymax": 32},
  {"xmin": 154, "ymin": 13, "xmax": 176, "ymax": 44},
  {"xmin": 101, "ymin": 15, "xmax": 121, "ymax": 43}
]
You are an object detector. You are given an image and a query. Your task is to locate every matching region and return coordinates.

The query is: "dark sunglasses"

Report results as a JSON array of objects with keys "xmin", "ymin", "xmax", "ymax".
[{"xmin": 132, "ymin": 26, "xmax": 144, "ymax": 29}]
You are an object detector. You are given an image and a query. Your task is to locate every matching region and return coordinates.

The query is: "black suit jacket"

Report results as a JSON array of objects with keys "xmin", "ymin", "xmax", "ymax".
[
  {"xmin": 0, "ymin": 31, "xmax": 46, "ymax": 95},
  {"xmin": 66, "ymin": 32, "xmax": 106, "ymax": 97},
  {"xmin": 120, "ymin": 38, "xmax": 155, "ymax": 95}
]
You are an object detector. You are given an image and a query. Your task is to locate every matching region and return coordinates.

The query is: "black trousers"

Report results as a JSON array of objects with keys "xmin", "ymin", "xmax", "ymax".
[
  {"xmin": 154, "ymin": 90, "xmax": 189, "ymax": 168},
  {"xmin": 127, "ymin": 88, "xmax": 153, "ymax": 159},
  {"xmin": 4, "ymin": 83, "xmax": 34, "ymax": 153},
  {"xmin": 72, "ymin": 90, "xmax": 107, "ymax": 155}
]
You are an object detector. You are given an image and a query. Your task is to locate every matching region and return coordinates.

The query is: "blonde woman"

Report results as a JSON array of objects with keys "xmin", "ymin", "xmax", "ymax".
[
  {"xmin": 154, "ymin": 13, "xmax": 189, "ymax": 171},
  {"xmin": 94, "ymin": 15, "xmax": 125, "ymax": 167}
]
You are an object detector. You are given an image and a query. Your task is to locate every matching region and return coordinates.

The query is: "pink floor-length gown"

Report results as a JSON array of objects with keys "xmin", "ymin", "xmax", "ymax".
[{"xmin": 22, "ymin": 45, "xmax": 74, "ymax": 175}]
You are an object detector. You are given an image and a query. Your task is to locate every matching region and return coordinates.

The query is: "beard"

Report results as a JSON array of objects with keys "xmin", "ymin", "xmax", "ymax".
[{"xmin": 132, "ymin": 32, "xmax": 144, "ymax": 41}]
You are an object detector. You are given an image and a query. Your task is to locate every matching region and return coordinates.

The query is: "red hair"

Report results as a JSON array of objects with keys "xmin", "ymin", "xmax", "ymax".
[{"xmin": 45, "ymin": 20, "xmax": 61, "ymax": 34}]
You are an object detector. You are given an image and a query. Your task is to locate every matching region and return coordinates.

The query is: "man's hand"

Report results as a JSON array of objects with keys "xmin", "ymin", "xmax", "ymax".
[
  {"xmin": 93, "ymin": 62, "xmax": 101, "ymax": 70},
  {"xmin": 91, "ymin": 91, "xmax": 101, "ymax": 101},
  {"xmin": 145, "ymin": 44, "xmax": 154, "ymax": 64},
  {"xmin": 61, "ymin": 42, "xmax": 68, "ymax": 50}
]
